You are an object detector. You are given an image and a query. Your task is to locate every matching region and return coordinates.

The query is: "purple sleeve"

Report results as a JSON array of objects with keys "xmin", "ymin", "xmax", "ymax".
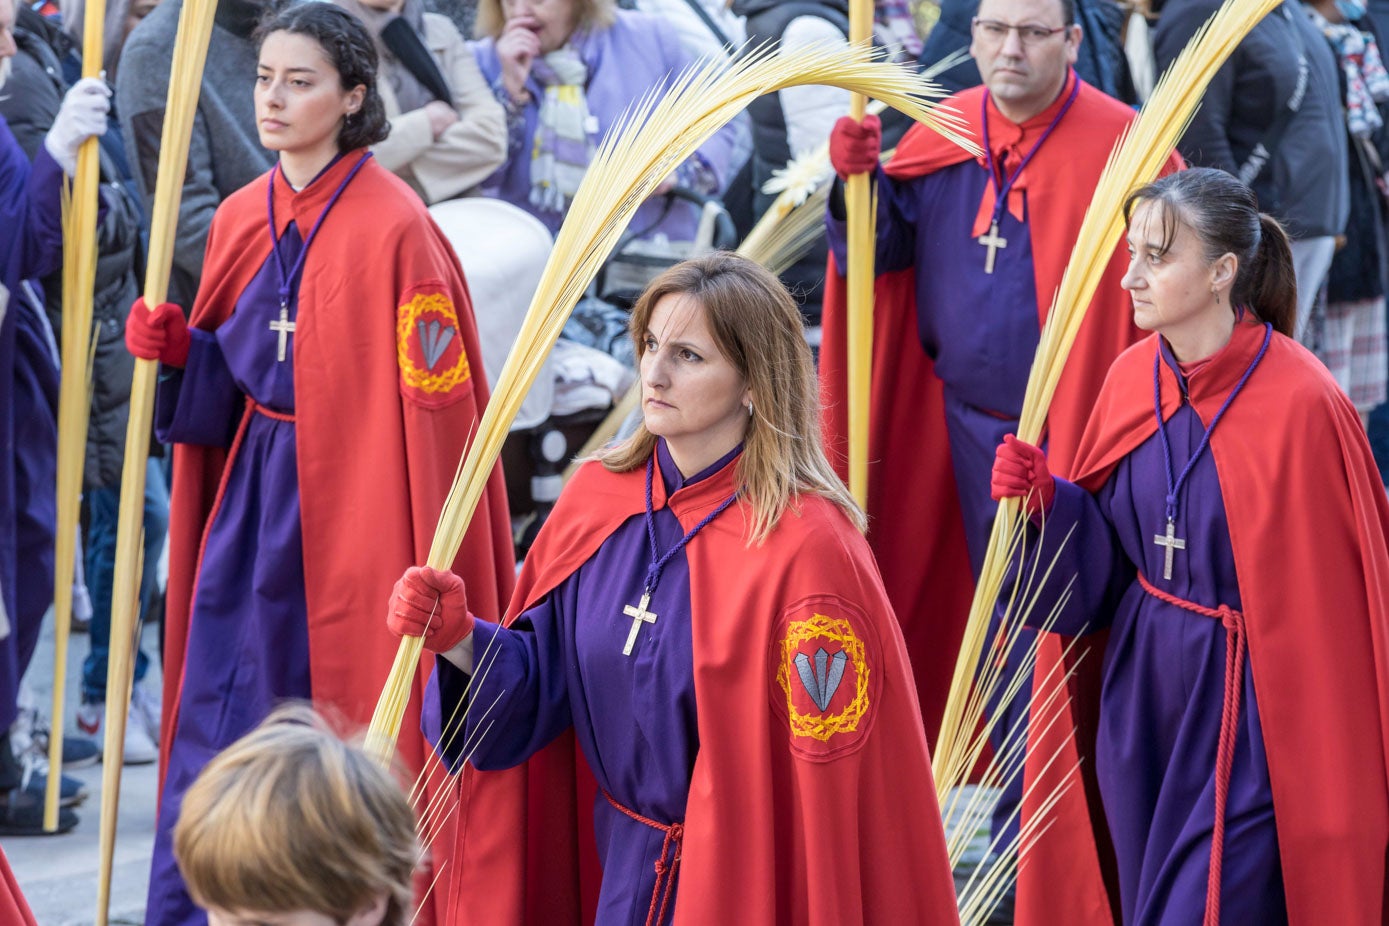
[
  {"xmin": 824, "ymin": 167, "xmax": 917, "ymax": 274},
  {"xmin": 428, "ymin": 594, "xmax": 574, "ymax": 772},
  {"xmin": 0, "ymin": 119, "xmax": 65, "ymax": 286},
  {"xmin": 154, "ymin": 328, "xmax": 242, "ymax": 447},
  {"xmin": 1011, "ymin": 477, "xmax": 1132, "ymax": 636}
]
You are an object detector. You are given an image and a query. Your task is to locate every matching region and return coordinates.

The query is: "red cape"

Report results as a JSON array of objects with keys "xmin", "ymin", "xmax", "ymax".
[
  {"xmin": 440, "ymin": 457, "xmax": 960, "ymax": 924},
  {"xmin": 1025, "ymin": 320, "xmax": 1389, "ymax": 924},
  {"xmin": 160, "ymin": 153, "xmax": 515, "ymax": 924},
  {"xmin": 0, "ymin": 847, "xmax": 36, "ymax": 926},
  {"xmin": 821, "ymin": 73, "xmax": 1180, "ymax": 751}
]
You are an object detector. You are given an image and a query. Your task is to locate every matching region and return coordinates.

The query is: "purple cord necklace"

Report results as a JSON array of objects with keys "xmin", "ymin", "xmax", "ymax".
[
  {"xmin": 1151, "ymin": 321, "xmax": 1272, "ymax": 581},
  {"xmin": 263, "ymin": 151, "xmax": 372, "ymax": 363},
  {"xmin": 617, "ymin": 455, "xmax": 739, "ymax": 657},
  {"xmin": 976, "ymin": 73, "xmax": 1080, "ymax": 274}
]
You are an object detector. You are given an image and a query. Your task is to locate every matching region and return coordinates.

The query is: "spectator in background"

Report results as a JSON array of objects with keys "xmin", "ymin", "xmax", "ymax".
[
  {"xmin": 62, "ymin": 0, "xmax": 160, "ymax": 84},
  {"xmin": 1372, "ymin": 0, "xmax": 1389, "ymax": 36},
  {"xmin": 1304, "ymin": 0, "xmax": 1389, "ymax": 425},
  {"xmin": 116, "ymin": 0, "xmax": 274, "ymax": 309},
  {"xmin": 337, "ymin": 0, "xmax": 508, "ymax": 204},
  {"xmin": 730, "ymin": 0, "xmax": 851, "ymax": 331},
  {"xmin": 469, "ymin": 0, "xmax": 740, "ymax": 244},
  {"xmin": 633, "ymin": 0, "xmax": 751, "ymax": 185},
  {"xmin": 3, "ymin": 1, "xmax": 168, "ymax": 767},
  {"xmin": 1155, "ymin": 0, "xmax": 1349, "ymax": 344}
]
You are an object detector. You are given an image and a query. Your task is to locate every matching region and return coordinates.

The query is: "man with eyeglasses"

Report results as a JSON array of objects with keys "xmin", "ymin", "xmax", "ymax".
[{"xmin": 820, "ymin": 0, "xmax": 1180, "ymax": 919}]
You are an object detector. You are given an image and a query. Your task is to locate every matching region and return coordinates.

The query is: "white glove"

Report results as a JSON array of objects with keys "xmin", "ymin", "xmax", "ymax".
[{"xmin": 44, "ymin": 77, "xmax": 111, "ymax": 175}]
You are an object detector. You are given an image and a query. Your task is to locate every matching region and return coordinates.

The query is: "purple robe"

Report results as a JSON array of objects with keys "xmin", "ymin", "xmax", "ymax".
[
  {"xmin": 828, "ymin": 159, "xmax": 1041, "ymax": 842},
  {"xmin": 1021, "ymin": 343, "xmax": 1286, "ymax": 923},
  {"xmin": 144, "ymin": 223, "xmax": 311, "ymax": 926},
  {"xmin": 427, "ymin": 439, "xmax": 738, "ymax": 926},
  {"xmin": 469, "ymin": 10, "xmax": 740, "ymax": 242},
  {"xmin": 0, "ymin": 125, "xmax": 64, "ymax": 731},
  {"xmin": 828, "ymin": 159, "xmax": 1040, "ymax": 571}
]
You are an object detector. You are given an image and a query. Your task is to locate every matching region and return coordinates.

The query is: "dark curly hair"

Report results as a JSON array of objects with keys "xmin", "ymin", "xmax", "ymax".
[{"xmin": 256, "ymin": 2, "xmax": 391, "ymax": 151}]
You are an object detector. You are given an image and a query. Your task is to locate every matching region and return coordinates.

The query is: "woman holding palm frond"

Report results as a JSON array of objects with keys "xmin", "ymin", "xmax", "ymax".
[
  {"xmin": 388, "ymin": 253, "xmax": 958, "ymax": 925},
  {"xmin": 993, "ymin": 168, "xmax": 1389, "ymax": 924}
]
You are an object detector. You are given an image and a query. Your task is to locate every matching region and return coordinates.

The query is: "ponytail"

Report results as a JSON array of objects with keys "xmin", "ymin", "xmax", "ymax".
[
  {"xmin": 1127, "ymin": 169, "xmax": 1299, "ymax": 339},
  {"xmin": 1237, "ymin": 214, "xmax": 1297, "ymax": 338}
]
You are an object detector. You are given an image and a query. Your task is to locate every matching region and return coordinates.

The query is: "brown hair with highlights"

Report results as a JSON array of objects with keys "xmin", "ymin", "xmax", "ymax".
[{"xmin": 598, "ymin": 252, "xmax": 864, "ymax": 543}]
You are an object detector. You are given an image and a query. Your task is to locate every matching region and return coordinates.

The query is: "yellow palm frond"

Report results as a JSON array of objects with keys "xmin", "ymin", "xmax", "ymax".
[
  {"xmin": 101, "ymin": 0, "xmax": 221, "ymax": 920},
  {"xmin": 366, "ymin": 39, "xmax": 978, "ymax": 763}
]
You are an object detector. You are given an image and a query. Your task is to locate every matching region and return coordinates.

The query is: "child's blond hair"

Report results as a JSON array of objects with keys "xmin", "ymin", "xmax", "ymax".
[{"xmin": 173, "ymin": 704, "xmax": 419, "ymax": 925}]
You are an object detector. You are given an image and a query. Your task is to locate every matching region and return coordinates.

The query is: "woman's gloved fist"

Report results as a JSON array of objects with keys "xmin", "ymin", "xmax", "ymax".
[{"xmin": 387, "ymin": 566, "xmax": 473, "ymax": 653}]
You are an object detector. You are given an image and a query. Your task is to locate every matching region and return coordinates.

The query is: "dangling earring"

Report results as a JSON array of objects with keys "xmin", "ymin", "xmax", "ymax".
[{"xmin": 746, "ymin": 400, "xmax": 754, "ymax": 418}]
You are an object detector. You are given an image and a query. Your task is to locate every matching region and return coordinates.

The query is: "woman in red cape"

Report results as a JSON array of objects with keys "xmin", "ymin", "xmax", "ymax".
[
  {"xmin": 389, "ymin": 254, "xmax": 960, "ymax": 924},
  {"xmin": 994, "ymin": 168, "xmax": 1389, "ymax": 925},
  {"xmin": 124, "ymin": 6, "xmax": 513, "ymax": 923}
]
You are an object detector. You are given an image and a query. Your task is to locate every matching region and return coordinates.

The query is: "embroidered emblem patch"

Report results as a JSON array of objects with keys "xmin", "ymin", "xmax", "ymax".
[
  {"xmin": 773, "ymin": 603, "xmax": 876, "ymax": 759},
  {"xmin": 397, "ymin": 290, "xmax": 470, "ymax": 406},
  {"xmin": 795, "ymin": 648, "xmax": 848, "ymax": 711}
]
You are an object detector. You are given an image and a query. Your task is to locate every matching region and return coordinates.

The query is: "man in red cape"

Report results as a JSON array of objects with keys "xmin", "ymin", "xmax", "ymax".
[
  {"xmin": 150, "ymin": 152, "xmax": 514, "ymax": 925},
  {"xmin": 821, "ymin": 0, "xmax": 1181, "ymax": 885},
  {"xmin": 1017, "ymin": 320, "xmax": 1389, "ymax": 924},
  {"xmin": 424, "ymin": 456, "xmax": 961, "ymax": 924}
]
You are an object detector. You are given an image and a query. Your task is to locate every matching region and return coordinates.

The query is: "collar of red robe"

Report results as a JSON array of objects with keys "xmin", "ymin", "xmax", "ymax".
[
  {"xmin": 650, "ymin": 438, "xmax": 744, "ymax": 523},
  {"xmin": 269, "ymin": 147, "xmax": 370, "ymax": 235},
  {"xmin": 980, "ymin": 67, "xmax": 1079, "ymax": 157},
  {"xmin": 1157, "ymin": 315, "xmax": 1271, "ymax": 418}
]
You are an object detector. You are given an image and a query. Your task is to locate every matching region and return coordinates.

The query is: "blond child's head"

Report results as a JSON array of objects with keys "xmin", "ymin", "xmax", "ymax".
[{"xmin": 173, "ymin": 704, "xmax": 418, "ymax": 926}]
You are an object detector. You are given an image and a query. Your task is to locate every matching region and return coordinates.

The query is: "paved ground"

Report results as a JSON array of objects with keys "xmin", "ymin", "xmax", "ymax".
[{"xmin": 3, "ymin": 614, "xmax": 162, "ymax": 926}]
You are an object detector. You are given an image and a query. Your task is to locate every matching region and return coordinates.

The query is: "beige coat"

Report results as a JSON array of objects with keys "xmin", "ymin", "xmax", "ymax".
[{"xmin": 373, "ymin": 12, "xmax": 506, "ymax": 204}]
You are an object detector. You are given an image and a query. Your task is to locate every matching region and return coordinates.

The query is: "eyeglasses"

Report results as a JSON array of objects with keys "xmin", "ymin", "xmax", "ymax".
[{"xmin": 971, "ymin": 18, "xmax": 1072, "ymax": 45}]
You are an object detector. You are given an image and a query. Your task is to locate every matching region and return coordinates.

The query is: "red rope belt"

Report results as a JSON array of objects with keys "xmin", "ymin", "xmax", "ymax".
[
  {"xmin": 602, "ymin": 790, "xmax": 684, "ymax": 926},
  {"xmin": 1136, "ymin": 572, "xmax": 1246, "ymax": 926},
  {"xmin": 247, "ymin": 398, "xmax": 295, "ymax": 422}
]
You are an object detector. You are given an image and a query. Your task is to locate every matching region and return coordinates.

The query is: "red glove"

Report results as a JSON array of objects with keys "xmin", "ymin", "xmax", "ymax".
[
  {"xmin": 828, "ymin": 114, "xmax": 882, "ymax": 181},
  {"xmin": 125, "ymin": 297, "xmax": 190, "ymax": 367},
  {"xmin": 991, "ymin": 434, "xmax": 1056, "ymax": 518},
  {"xmin": 387, "ymin": 566, "xmax": 473, "ymax": 653}
]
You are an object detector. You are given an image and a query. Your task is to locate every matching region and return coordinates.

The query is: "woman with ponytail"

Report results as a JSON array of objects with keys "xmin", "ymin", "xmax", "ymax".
[{"xmin": 992, "ymin": 167, "xmax": 1389, "ymax": 925}]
